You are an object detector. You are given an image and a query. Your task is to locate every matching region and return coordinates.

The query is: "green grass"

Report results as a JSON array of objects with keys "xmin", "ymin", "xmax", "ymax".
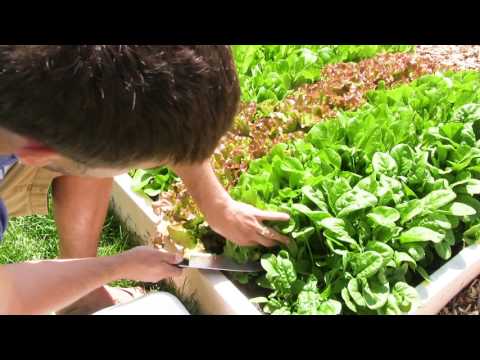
[
  {"xmin": 0, "ymin": 193, "xmax": 200, "ymax": 314},
  {"xmin": 0, "ymin": 208, "xmax": 133, "ymax": 263}
]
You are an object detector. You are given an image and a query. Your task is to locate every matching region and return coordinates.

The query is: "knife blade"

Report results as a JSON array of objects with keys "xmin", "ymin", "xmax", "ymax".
[{"xmin": 176, "ymin": 253, "xmax": 263, "ymax": 273}]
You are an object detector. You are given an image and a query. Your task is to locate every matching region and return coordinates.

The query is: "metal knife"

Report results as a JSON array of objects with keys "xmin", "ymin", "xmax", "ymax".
[{"xmin": 176, "ymin": 253, "xmax": 263, "ymax": 273}]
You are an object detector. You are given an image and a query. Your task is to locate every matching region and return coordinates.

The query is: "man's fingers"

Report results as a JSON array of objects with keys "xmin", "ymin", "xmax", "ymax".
[
  {"xmin": 257, "ymin": 226, "xmax": 290, "ymax": 245},
  {"xmin": 253, "ymin": 235, "xmax": 278, "ymax": 248},
  {"xmin": 255, "ymin": 210, "xmax": 290, "ymax": 222},
  {"xmin": 160, "ymin": 263, "xmax": 184, "ymax": 277},
  {"xmin": 239, "ymin": 240, "xmax": 261, "ymax": 247},
  {"xmin": 156, "ymin": 248, "xmax": 184, "ymax": 264}
]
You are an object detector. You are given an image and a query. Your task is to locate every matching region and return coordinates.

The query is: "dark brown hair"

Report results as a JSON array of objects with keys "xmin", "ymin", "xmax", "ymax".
[{"xmin": 0, "ymin": 45, "xmax": 240, "ymax": 167}]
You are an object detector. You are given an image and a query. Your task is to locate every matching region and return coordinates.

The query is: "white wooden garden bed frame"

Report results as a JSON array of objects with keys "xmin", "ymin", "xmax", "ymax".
[{"xmin": 111, "ymin": 173, "xmax": 480, "ymax": 315}]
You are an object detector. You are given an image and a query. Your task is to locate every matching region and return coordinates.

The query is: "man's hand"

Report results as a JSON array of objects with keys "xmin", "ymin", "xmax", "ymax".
[
  {"xmin": 206, "ymin": 199, "xmax": 290, "ymax": 247},
  {"xmin": 172, "ymin": 160, "xmax": 291, "ymax": 248},
  {"xmin": 116, "ymin": 246, "xmax": 183, "ymax": 283}
]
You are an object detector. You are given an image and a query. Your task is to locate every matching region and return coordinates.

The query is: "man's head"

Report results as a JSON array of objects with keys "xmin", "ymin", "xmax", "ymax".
[{"xmin": 0, "ymin": 45, "xmax": 240, "ymax": 176}]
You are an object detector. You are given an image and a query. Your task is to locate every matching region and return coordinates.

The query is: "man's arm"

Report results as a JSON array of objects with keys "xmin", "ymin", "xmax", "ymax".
[
  {"xmin": 171, "ymin": 161, "xmax": 290, "ymax": 247},
  {"xmin": 0, "ymin": 247, "xmax": 182, "ymax": 315}
]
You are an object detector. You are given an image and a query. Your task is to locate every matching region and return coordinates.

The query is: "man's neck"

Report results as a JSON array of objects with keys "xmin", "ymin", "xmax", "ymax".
[{"xmin": 0, "ymin": 127, "xmax": 24, "ymax": 156}]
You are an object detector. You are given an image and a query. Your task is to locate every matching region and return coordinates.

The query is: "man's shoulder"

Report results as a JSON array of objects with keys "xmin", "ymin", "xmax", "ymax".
[
  {"xmin": 0, "ymin": 155, "xmax": 17, "ymax": 181},
  {"xmin": 0, "ymin": 155, "xmax": 15, "ymax": 241},
  {"xmin": 0, "ymin": 155, "xmax": 16, "ymax": 166},
  {"xmin": 0, "ymin": 199, "xmax": 8, "ymax": 242}
]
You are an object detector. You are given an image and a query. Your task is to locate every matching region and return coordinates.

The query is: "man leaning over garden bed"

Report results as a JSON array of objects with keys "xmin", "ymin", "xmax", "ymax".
[{"xmin": 0, "ymin": 45, "xmax": 290, "ymax": 315}]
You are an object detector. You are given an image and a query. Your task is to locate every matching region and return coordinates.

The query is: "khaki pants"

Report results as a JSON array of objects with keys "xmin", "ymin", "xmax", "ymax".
[{"xmin": 0, "ymin": 162, "xmax": 61, "ymax": 218}]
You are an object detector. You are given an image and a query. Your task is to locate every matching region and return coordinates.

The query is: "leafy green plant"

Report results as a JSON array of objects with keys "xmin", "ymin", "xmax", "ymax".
[
  {"xmin": 233, "ymin": 45, "xmax": 414, "ymax": 102},
  {"xmin": 225, "ymin": 71, "xmax": 480, "ymax": 315},
  {"xmin": 130, "ymin": 167, "xmax": 178, "ymax": 198}
]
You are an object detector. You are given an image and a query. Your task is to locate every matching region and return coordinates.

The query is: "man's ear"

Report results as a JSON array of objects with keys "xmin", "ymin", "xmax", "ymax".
[{"xmin": 16, "ymin": 141, "xmax": 61, "ymax": 167}]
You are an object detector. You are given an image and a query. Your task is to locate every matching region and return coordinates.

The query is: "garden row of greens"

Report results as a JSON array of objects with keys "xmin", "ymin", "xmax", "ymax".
[
  {"xmin": 223, "ymin": 71, "xmax": 480, "ymax": 315},
  {"xmin": 232, "ymin": 45, "xmax": 414, "ymax": 102},
  {"xmin": 131, "ymin": 45, "xmax": 416, "ymax": 199}
]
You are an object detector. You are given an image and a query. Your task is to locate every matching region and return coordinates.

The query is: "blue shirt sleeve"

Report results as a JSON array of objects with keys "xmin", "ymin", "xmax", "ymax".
[
  {"xmin": 0, "ymin": 199, "xmax": 7, "ymax": 242},
  {"xmin": 0, "ymin": 154, "xmax": 16, "ymax": 242}
]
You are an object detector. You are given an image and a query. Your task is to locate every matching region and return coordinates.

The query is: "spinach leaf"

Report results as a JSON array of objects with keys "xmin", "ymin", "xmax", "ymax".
[
  {"xmin": 372, "ymin": 152, "xmax": 398, "ymax": 176},
  {"xmin": 400, "ymin": 226, "xmax": 445, "ymax": 244},
  {"xmin": 335, "ymin": 188, "xmax": 378, "ymax": 218}
]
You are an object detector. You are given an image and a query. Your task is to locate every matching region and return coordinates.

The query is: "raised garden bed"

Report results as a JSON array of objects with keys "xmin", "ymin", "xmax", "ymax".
[{"xmin": 111, "ymin": 173, "xmax": 480, "ymax": 315}]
